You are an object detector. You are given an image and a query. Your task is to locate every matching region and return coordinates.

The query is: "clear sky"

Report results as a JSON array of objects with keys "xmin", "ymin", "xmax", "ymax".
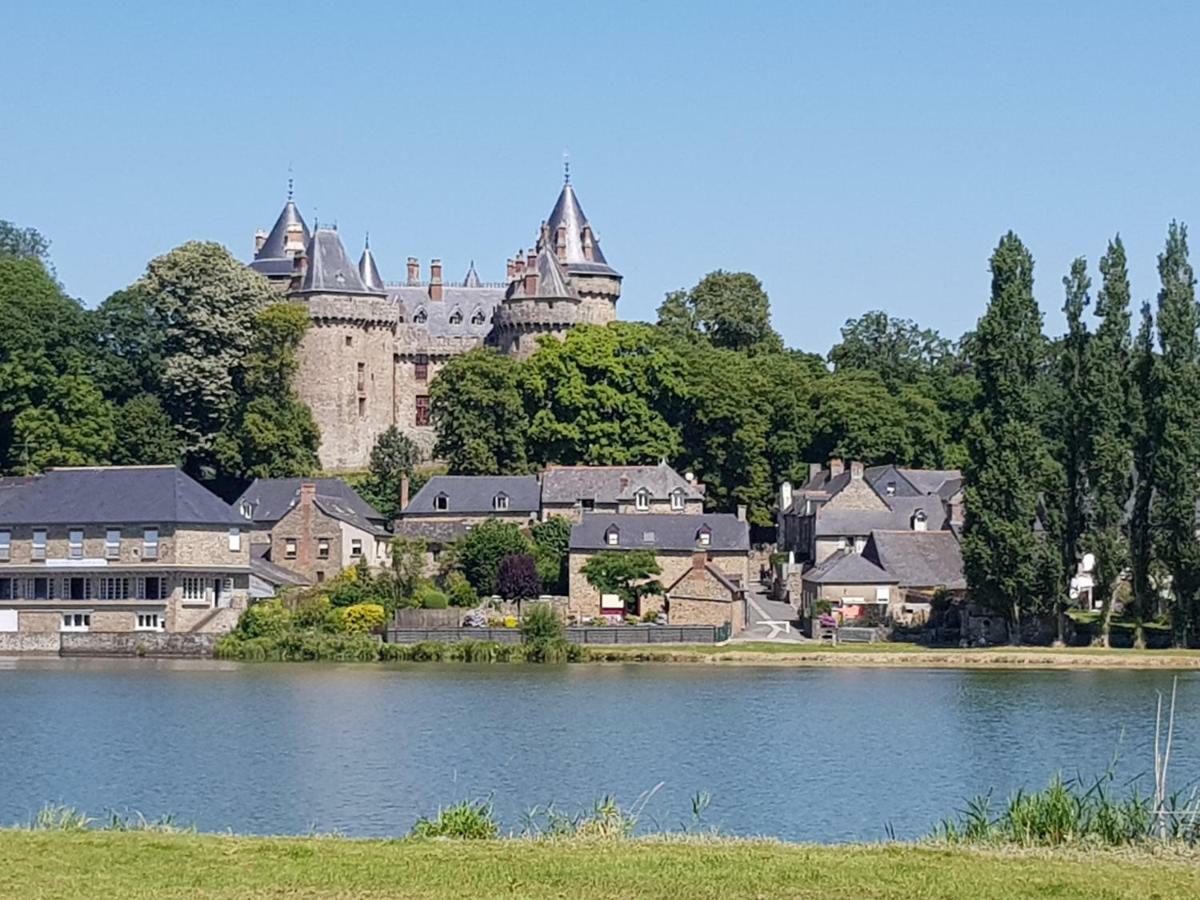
[{"xmin": 4, "ymin": 1, "xmax": 1199, "ymax": 354}]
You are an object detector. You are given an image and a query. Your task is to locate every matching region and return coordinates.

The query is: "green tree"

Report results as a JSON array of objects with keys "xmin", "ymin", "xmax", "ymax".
[
  {"xmin": 365, "ymin": 426, "xmax": 422, "ymax": 519},
  {"xmin": 92, "ymin": 286, "xmax": 168, "ymax": 404},
  {"xmin": 430, "ymin": 348, "xmax": 528, "ymax": 474},
  {"xmin": 1082, "ymin": 238, "xmax": 1133, "ymax": 647},
  {"xmin": 110, "ymin": 394, "xmax": 182, "ymax": 465},
  {"xmin": 962, "ymin": 232, "xmax": 1056, "ymax": 643},
  {"xmin": 11, "ymin": 374, "xmax": 115, "ymax": 471},
  {"xmin": 1129, "ymin": 302, "xmax": 1158, "ymax": 631},
  {"xmin": 828, "ymin": 311, "xmax": 953, "ymax": 385},
  {"xmin": 524, "ymin": 323, "xmax": 685, "ymax": 466},
  {"xmin": 0, "ymin": 220, "xmax": 52, "ymax": 267},
  {"xmin": 212, "ymin": 303, "xmax": 320, "ymax": 483},
  {"xmin": 655, "ymin": 271, "xmax": 784, "ymax": 355},
  {"xmin": 531, "ymin": 515, "xmax": 573, "ymax": 594},
  {"xmin": 579, "ymin": 550, "xmax": 664, "ymax": 616},
  {"xmin": 456, "ymin": 519, "xmax": 533, "ymax": 596},
  {"xmin": 1150, "ymin": 223, "xmax": 1200, "ymax": 647}
]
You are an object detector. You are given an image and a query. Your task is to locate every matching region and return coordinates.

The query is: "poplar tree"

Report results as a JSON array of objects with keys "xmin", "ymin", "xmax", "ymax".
[
  {"xmin": 1057, "ymin": 258, "xmax": 1091, "ymax": 643},
  {"xmin": 1083, "ymin": 238, "xmax": 1132, "ymax": 647},
  {"xmin": 1128, "ymin": 302, "xmax": 1157, "ymax": 640},
  {"xmin": 963, "ymin": 233, "xmax": 1053, "ymax": 643},
  {"xmin": 1151, "ymin": 222, "xmax": 1200, "ymax": 647}
]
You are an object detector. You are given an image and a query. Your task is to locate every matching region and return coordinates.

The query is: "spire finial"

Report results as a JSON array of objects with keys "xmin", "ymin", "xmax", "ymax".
[
  {"xmin": 287, "ymin": 162, "xmax": 294, "ymax": 201},
  {"xmin": 364, "ymin": 231, "xmax": 370, "ymax": 250},
  {"xmin": 563, "ymin": 149, "xmax": 571, "ymax": 185}
]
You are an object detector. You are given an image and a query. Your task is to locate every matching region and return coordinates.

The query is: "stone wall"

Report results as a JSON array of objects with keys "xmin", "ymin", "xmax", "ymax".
[
  {"xmin": 567, "ymin": 549, "xmax": 749, "ymax": 620},
  {"xmin": 824, "ymin": 475, "xmax": 888, "ymax": 511},
  {"xmin": 60, "ymin": 632, "xmax": 220, "ymax": 657},
  {"xmin": 269, "ymin": 498, "xmax": 346, "ymax": 583},
  {"xmin": 0, "ymin": 631, "xmax": 60, "ymax": 654}
]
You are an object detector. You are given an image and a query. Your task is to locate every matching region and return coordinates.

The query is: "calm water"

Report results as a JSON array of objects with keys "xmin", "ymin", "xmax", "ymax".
[{"xmin": 0, "ymin": 658, "xmax": 1196, "ymax": 842}]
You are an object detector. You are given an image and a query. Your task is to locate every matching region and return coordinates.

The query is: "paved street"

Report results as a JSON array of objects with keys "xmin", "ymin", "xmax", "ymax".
[{"xmin": 737, "ymin": 584, "xmax": 808, "ymax": 642}]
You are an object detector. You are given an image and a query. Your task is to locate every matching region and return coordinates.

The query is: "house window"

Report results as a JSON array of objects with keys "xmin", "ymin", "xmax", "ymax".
[
  {"xmin": 136, "ymin": 613, "xmax": 163, "ymax": 632},
  {"xmin": 228, "ymin": 528, "xmax": 241, "ymax": 552},
  {"xmin": 493, "ymin": 493, "xmax": 509, "ymax": 511},
  {"xmin": 875, "ymin": 586, "xmax": 890, "ymax": 602},
  {"xmin": 697, "ymin": 527, "xmax": 712, "ymax": 547},
  {"xmin": 670, "ymin": 490, "xmax": 685, "ymax": 511},
  {"xmin": 350, "ymin": 539, "xmax": 363, "ymax": 558},
  {"xmin": 912, "ymin": 510, "xmax": 928, "ymax": 532},
  {"xmin": 434, "ymin": 493, "xmax": 449, "ymax": 511},
  {"xmin": 30, "ymin": 577, "xmax": 49, "ymax": 600},
  {"xmin": 105, "ymin": 529, "xmax": 121, "ymax": 559},
  {"xmin": 143, "ymin": 529, "xmax": 159, "ymax": 560},
  {"xmin": 471, "ymin": 309, "xmax": 486, "ymax": 325},
  {"xmin": 414, "ymin": 355, "xmax": 428, "ymax": 381},
  {"xmin": 449, "ymin": 308, "xmax": 463, "ymax": 325},
  {"xmin": 318, "ymin": 539, "xmax": 330, "ymax": 560},
  {"xmin": 605, "ymin": 527, "xmax": 620, "ymax": 546},
  {"xmin": 240, "ymin": 501, "xmax": 254, "ymax": 519},
  {"xmin": 415, "ymin": 395, "xmax": 431, "ymax": 426},
  {"xmin": 0, "ymin": 577, "xmax": 12, "ymax": 600},
  {"xmin": 68, "ymin": 530, "xmax": 84, "ymax": 559},
  {"xmin": 98, "ymin": 577, "xmax": 129, "ymax": 600},
  {"xmin": 316, "ymin": 571, "xmax": 325, "ymax": 583},
  {"xmin": 284, "ymin": 538, "xmax": 298, "ymax": 559},
  {"xmin": 182, "ymin": 577, "xmax": 206, "ymax": 603},
  {"xmin": 68, "ymin": 577, "xmax": 91, "ymax": 601},
  {"xmin": 31, "ymin": 530, "xmax": 46, "ymax": 561},
  {"xmin": 0, "ymin": 530, "xmax": 9, "ymax": 562},
  {"xmin": 581, "ymin": 499, "xmax": 594, "ymax": 511},
  {"xmin": 414, "ymin": 308, "xmax": 427, "ymax": 324},
  {"xmin": 634, "ymin": 490, "xmax": 650, "ymax": 511},
  {"xmin": 885, "ymin": 481, "xmax": 897, "ymax": 496},
  {"xmin": 61, "ymin": 613, "xmax": 90, "ymax": 632},
  {"xmin": 139, "ymin": 577, "xmax": 162, "ymax": 601},
  {"xmin": 357, "ymin": 362, "xmax": 366, "ymax": 392}
]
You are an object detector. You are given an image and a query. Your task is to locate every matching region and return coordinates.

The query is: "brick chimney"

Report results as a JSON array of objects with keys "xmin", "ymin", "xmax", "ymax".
[
  {"xmin": 406, "ymin": 257, "xmax": 420, "ymax": 286},
  {"xmin": 619, "ymin": 475, "xmax": 630, "ymax": 493},
  {"xmin": 298, "ymin": 482, "xmax": 316, "ymax": 568},
  {"xmin": 254, "ymin": 229, "xmax": 267, "ymax": 254},
  {"xmin": 692, "ymin": 551, "xmax": 707, "ymax": 571},
  {"xmin": 523, "ymin": 251, "xmax": 538, "ymax": 296},
  {"xmin": 850, "ymin": 461, "xmax": 864, "ymax": 480},
  {"xmin": 809, "ymin": 462, "xmax": 823, "ymax": 483},
  {"xmin": 429, "ymin": 259, "xmax": 443, "ymax": 300},
  {"xmin": 400, "ymin": 472, "xmax": 410, "ymax": 512},
  {"xmin": 555, "ymin": 223, "xmax": 567, "ymax": 260},
  {"xmin": 506, "ymin": 258, "xmax": 515, "ymax": 281},
  {"xmin": 581, "ymin": 225, "xmax": 596, "ymax": 262},
  {"xmin": 736, "ymin": 504, "xmax": 747, "ymax": 522},
  {"xmin": 290, "ymin": 251, "xmax": 308, "ymax": 290},
  {"xmin": 284, "ymin": 221, "xmax": 305, "ymax": 256},
  {"xmin": 829, "ymin": 458, "xmax": 845, "ymax": 478}
]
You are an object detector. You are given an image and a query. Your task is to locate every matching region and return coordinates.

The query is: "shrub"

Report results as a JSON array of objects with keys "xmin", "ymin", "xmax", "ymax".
[
  {"xmin": 445, "ymin": 571, "xmax": 479, "ymax": 608},
  {"xmin": 332, "ymin": 602, "xmax": 387, "ymax": 635},
  {"xmin": 410, "ymin": 799, "xmax": 498, "ymax": 839},
  {"xmin": 520, "ymin": 603, "xmax": 564, "ymax": 643},
  {"xmin": 415, "ymin": 585, "xmax": 449, "ymax": 610},
  {"xmin": 457, "ymin": 519, "xmax": 533, "ymax": 595},
  {"xmin": 235, "ymin": 600, "xmax": 293, "ymax": 639},
  {"xmin": 497, "ymin": 553, "xmax": 542, "ymax": 602},
  {"xmin": 294, "ymin": 596, "xmax": 333, "ymax": 630}
]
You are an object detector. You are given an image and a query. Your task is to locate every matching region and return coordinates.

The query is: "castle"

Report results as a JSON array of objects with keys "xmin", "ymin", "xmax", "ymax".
[{"xmin": 248, "ymin": 174, "xmax": 622, "ymax": 471}]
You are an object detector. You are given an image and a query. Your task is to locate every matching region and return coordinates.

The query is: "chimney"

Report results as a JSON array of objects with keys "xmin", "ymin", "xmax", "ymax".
[
  {"xmin": 298, "ymin": 482, "xmax": 316, "ymax": 568},
  {"xmin": 555, "ymin": 223, "xmax": 567, "ymax": 260},
  {"xmin": 285, "ymin": 221, "xmax": 305, "ymax": 256},
  {"xmin": 736, "ymin": 504, "xmax": 747, "ymax": 522},
  {"xmin": 429, "ymin": 259, "xmax": 443, "ymax": 301},
  {"xmin": 829, "ymin": 458, "xmax": 844, "ymax": 478},
  {"xmin": 581, "ymin": 226, "xmax": 595, "ymax": 262},
  {"xmin": 779, "ymin": 480, "xmax": 793, "ymax": 513},
  {"xmin": 254, "ymin": 229, "xmax": 267, "ymax": 254},
  {"xmin": 406, "ymin": 257, "xmax": 420, "ymax": 286},
  {"xmin": 809, "ymin": 462, "xmax": 823, "ymax": 483},
  {"xmin": 850, "ymin": 461, "xmax": 864, "ymax": 481},
  {"xmin": 619, "ymin": 475, "xmax": 630, "ymax": 492},
  {"xmin": 400, "ymin": 472, "xmax": 410, "ymax": 512},
  {"xmin": 506, "ymin": 258, "xmax": 515, "ymax": 281},
  {"xmin": 949, "ymin": 495, "xmax": 965, "ymax": 527},
  {"xmin": 692, "ymin": 551, "xmax": 707, "ymax": 571},
  {"xmin": 523, "ymin": 250, "xmax": 538, "ymax": 296},
  {"xmin": 290, "ymin": 250, "xmax": 308, "ymax": 290}
]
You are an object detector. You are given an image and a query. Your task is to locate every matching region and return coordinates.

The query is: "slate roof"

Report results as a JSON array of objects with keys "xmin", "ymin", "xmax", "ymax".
[
  {"xmin": 251, "ymin": 199, "xmax": 310, "ymax": 269},
  {"xmin": 545, "ymin": 183, "xmax": 619, "ymax": 276},
  {"xmin": 250, "ymin": 542, "xmax": 310, "ymax": 587},
  {"xmin": 296, "ymin": 228, "xmax": 385, "ymax": 297},
  {"xmin": 402, "ymin": 475, "xmax": 541, "ymax": 517},
  {"xmin": 0, "ymin": 466, "xmax": 244, "ymax": 526},
  {"xmin": 358, "ymin": 240, "xmax": 385, "ymax": 291},
  {"xmin": 865, "ymin": 531, "xmax": 965, "ymax": 590},
  {"xmin": 506, "ymin": 245, "xmax": 577, "ymax": 299},
  {"xmin": 803, "ymin": 550, "xmax": 898, "ymax": 585},
  {"xmin": 569, "ymin": 513, "xmax": 748, "ymax": 553},
  {"xmin": 666, "ymin": 562, "xmax": 744, "ymax": 598},
  {"xmin": 235, "ymin": 478, "xmax": 388, "ymax": 535},
  {"xmin": 388, "ymin": 285, "xmax": 505, "ymax": 339},
  {"xmin": 813, "ymin": 496, "xmax": 947, "ymax": 537},
  {"xmin": 542, "ymin": 462, "xmax": 704, "ymax": 506},
  {"xmin": 391, "ymin": 519, "xmax": 473, "ymax": 544}
]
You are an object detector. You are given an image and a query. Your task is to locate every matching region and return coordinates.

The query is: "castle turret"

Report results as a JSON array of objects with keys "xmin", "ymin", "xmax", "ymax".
[
  {"xmin": 358, "ymin": 235, "xmax": 385, "ymax": 292},
  {"xmin": 250, "ymin": 197, "xmax": 312, "ymax": 290}
]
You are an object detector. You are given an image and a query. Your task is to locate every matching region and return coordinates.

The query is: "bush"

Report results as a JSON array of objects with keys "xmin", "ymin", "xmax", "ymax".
[
  {"xmin": 294, "ymin": 596, "xmax": 333, "ymax": 630},
  {"xmin": 445, "ymin": 571, "xmax": 479, "ymax": 608},
  {"xmin": 409, "ymin": 799, "xmax": 498, "ymax": 839},
  {"xmin": 415, "ymin": 585, "xmax": 449, "ymax": 610},
  {"xmin": 331, "ymin": 602, "xmax": 387, "ymax": 635},
  {"xmin": 235, "ymin": 600, "xmax": 293, "ymax": 639},
  {"xmin": 520, "ymin": 603, "xmax": 564, "ymax": 643}
]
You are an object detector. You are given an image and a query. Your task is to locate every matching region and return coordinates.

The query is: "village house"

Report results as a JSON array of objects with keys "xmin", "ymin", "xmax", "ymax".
[
  {"xmin": 567, "ymin": 512, "xmax": 750, "ymax": 631},
  {"xmin": 0, "ymin": 466, "xmax": 250, "ymax": 637},
  {"xmin": 540, "ymin": 462, "xmax": 706, "ymax": 522},
  {"xmin": 235, "ymin": 478, "xmax": 390, "ymax": 586}
]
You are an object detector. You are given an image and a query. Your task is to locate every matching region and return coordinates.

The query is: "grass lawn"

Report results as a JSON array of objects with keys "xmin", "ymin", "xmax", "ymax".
[{"xmin": 2, "ymin": 831, "xmax": 1198, "ymax": 899}]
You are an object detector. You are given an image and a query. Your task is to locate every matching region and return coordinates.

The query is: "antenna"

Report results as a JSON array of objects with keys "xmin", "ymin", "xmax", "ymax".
[{"xmin": 563, "ymin": 149, "xmax": 571, "ymax": 185}]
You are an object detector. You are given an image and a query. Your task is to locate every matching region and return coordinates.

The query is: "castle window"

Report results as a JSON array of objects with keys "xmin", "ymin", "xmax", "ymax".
[
  {"xmin": 434, "ymin": 493, "xmax": 449, "ymax": 511},
  {"xmin": 345, "ymin": 335, "xmax": 353, "ymax": 347},
  {"xmin": 415, "ymin": 395, "xmax": 431, "ymax": 427},
  {"xmin": 493, "ymin": 493, "xmax": 509, "ymax": 511},
  {"xmin": 414, "ymin": 308, "xmax": 428, "ymax": 324},
  {"xmin": 415, "ymin": 355, "xmax": 428, "ymax": 382},
  {"xmin": 358, "ymin": 397, "xmax": 366, "ymax": 418},
  {"xmin": 471, "ymin": 309, "xmax": 486, "ymax": 325},
  {"xmin": 357, "ymin": 362, "xmax": 366, "ymax": 393},
  {"xmin": 448, "ymin": 308, "xmax": 463, "ymax": 325}
]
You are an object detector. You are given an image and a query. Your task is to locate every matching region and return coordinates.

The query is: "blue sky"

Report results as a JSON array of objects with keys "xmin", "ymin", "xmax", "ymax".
[{"xmin": 4, "ymin": 1, "xmax": 1199, "ymax": 353}]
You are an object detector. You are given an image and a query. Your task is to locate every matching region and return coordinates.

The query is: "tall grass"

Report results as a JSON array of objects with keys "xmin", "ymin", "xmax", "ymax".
[
  {"xmin": 25, "ymin": 805, "xmax": 194, "ymax": 833},
  {"xmin": 217, "ymin": 633, "xmax": 587, "ymax": 664}
]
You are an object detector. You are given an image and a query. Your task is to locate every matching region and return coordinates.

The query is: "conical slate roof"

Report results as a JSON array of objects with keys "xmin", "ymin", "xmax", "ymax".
[
  {"xmin": 463, "ymin": 260, "xmax": 481, "ymax": 287},
  {"xmin": 297, "ymin": 228, "xmax": 384, "ymax": 296},
  {"xmin": 545, "ymin": 183, "xmax": 614, "ymax": 272},
  {"xmin": 255, "ymin": 199, "xmax": 310, "ymax": 260},
  {"xmin": 358, "ymin": 237, "xmax": 385, "ymax": 291}
]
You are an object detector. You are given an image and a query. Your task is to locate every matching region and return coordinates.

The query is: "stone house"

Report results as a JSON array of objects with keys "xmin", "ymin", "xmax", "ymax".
[
  {"xmin": 540, "ymin": 462, "xmax": 706, "ymax": 522},
  {"xmin": 0, "ymin": 466, "xmax": 250, "ymax": 636},
  {"xmin": 800, "ymin": 551, "xmax": 900, "ymax": 624},
  {"xmin": 249, "ymin": 173, "xmax": 622, "ymax": 469},
  {"xmin": 567, "ymin": 512, "xmax": 749, "ymax": 630},
  {"xmin": 235, "ymin": 478, "xmax": 390, "ymax": 585}
]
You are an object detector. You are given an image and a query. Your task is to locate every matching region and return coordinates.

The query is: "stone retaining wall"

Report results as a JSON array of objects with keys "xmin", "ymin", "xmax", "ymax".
[
  {"xmin": 0, "ymin": 632, "xmax": 61, "ymax": 654},
  {"xmin": 59, "ymin": 632, "xmax": 220, "ymax": 658}
]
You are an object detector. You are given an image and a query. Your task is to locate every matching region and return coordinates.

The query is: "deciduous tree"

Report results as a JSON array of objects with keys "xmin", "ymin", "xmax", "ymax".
[{"xmin": 430, "ymin": 348, "xmax": 528, "ymax": 474}]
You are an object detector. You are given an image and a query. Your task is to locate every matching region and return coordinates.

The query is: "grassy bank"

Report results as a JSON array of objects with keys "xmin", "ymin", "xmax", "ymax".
[{"xmin": 1, "ymin": 830, "xmax": 1198, "ymax": 899}]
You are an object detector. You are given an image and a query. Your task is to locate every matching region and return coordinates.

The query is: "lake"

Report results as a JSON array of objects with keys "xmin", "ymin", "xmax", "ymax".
[{"xmin": 0, "ymin": 659, "xmax": 1196, "ymax": 842}]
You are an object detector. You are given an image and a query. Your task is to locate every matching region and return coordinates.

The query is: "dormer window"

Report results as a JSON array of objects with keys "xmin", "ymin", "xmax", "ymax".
[
  {"xmin": 434, "ymin": 493, "xmax": 449, "ymax": 511},
  {"xmin": 493, "ymin": 493, "xmax": 509, "ymax": 511},
  {"xmin": 885, "ymin": 481, "xmax": 896, "ymax": 496},
  {"xmin": 670, "ymin": 489, "xmax": 685, "ymax": 511},
  {"xmin": 471, "ymin": 308, "xmax": 486, "ymax": 325},
  {"xmin": 414, "ymin": 308, "xmax": 428, "ymax": 324},
  {"xmin": 912, "ymin": 509, "xmax": 928, "ymax": 532},
  {"xmin": 634, "ymin": 489, "xmax": 650, "ymax": 511},
  {"xmin": 697, "ymin": 525, "xmax": 712, "ymax": 547},
  {"xmin": 605, "ymin": 525, "xmax": 620, "ymax": 546},
  {"xmin": 449, "ymin": 308, "xmax": 463, "ymax": 325},
  {"xmin": 240, "ymin": 501, "xmax": 254, "ymax": 520}
]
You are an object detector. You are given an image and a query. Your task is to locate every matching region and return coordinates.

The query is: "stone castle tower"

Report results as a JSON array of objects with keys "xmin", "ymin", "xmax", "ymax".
[{"xmin": 248, "ymin": 175, "xmax": 621, "ymax": 470}]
